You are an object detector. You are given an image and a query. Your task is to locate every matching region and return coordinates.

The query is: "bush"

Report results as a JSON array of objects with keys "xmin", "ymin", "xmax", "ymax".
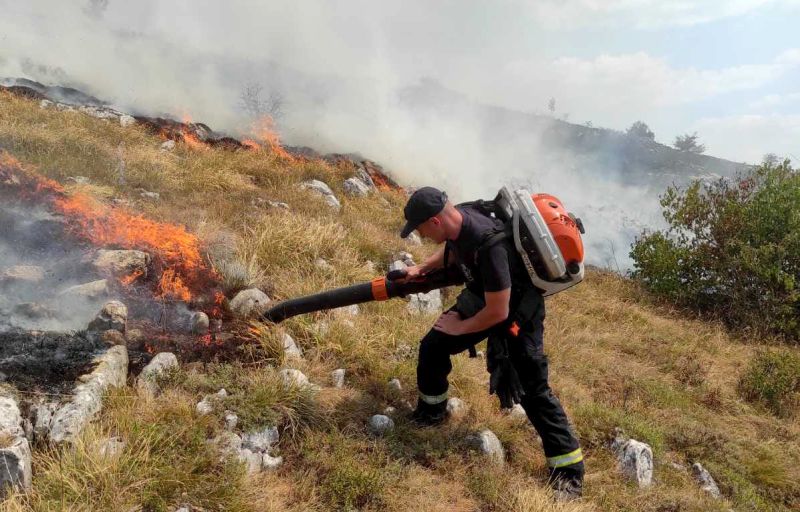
[
  {"xmin": 627, "ymin": 120, "xmax": 655, "ymax": 140},
  {"xmin": 630, "ymin": 160, "xmax": 800, "ymax": 341},
  {"xmin": 738, "ymin": 349, "xmax": 800, "ymax": 417}
]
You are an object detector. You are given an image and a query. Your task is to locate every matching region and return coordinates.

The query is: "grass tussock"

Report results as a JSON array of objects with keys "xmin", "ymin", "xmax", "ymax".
[{"xmin": 2, "ymin": 92, "xmax": 800, "ymax": 511}]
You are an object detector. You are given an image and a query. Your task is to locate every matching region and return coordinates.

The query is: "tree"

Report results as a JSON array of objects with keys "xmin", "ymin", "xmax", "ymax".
[
  {"xmin": 626, "ymin": 121, "xmax": 655, "ymax": 140},
  {"xmin": 630, "ymin": 160, "xmax": 800, "ymax": 341},
  {"xmin": 673, "ymin": 132, "xmax": 705, "ymax": 153},
  {"xmin": 239, "ymin": 83, "xmax": 284, "ymax": 120},
  {"xmin": 547, "ymin": 97, "xmax": 556, "ymax": 115}
]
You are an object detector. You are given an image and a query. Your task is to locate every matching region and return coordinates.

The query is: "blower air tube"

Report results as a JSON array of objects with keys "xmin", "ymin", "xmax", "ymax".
[{"xmin": 261, "ymin": 268, "xmax": 465, "ymax": 324}]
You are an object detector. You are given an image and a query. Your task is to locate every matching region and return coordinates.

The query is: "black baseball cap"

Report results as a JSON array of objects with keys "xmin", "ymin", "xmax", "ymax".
[{"xmin": 400, "ymin": 186, "xmax": 448, "ymax": 238}]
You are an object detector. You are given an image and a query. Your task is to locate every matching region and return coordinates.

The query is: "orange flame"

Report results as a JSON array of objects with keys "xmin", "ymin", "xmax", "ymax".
[
  {"xmin": 120, "ymin": 269, "xmax": 144, "ymax": 286},
  {"xmin": 244, "ymin": 116, "xmax": 294, "ymax": 161},
  {"xmin": 0, "ymin": 152, "xmax": 221, "ymax": 306}
]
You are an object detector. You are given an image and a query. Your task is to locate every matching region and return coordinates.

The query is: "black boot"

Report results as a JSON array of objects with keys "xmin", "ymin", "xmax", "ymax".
[
  {"xmin": 548, "ymin": 462, "xmax": 584, "ymax": 501},
  {"xmin": 409, "ymin": 398, "xmax": 447, "ymax": 426}
]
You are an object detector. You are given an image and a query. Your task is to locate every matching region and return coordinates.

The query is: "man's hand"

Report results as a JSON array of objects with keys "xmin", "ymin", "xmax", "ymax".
[
  {"xmin": 396, "ymin": 265, "xmax": 425, "ymax": 283},
  {"xmin": 433, "ymin": 311, "xmax": 465, "ymax": 335}
]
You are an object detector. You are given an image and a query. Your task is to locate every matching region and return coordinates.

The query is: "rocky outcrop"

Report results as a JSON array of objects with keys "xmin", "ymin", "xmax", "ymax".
[
  {"xmin": 49, "ymin": 345, "xmax": 129, "ymax": 443},
  {"xmin": 0, "ymin": 395, "xmax": 32, "ymax": 494},
  {"xmin": 137, "ymin": 352, "xmax": 179, "ymax": 397},
  {"xmin": 87, "ymin": 301, "xmax": 128, "ymax": 334},
  {"xmin": 610, "ymin": 429, "xmax": 653, "ymax": 488},
  {"xmin": 466, "ymin": 429, "xmax": 505, "ymax": 465},
  {"xmin": 229, "ymin": 289, "xmax": 271, "ymax": 318},
  {"xmin": 299, "ymin": 180, "xmax": 341, "ymax": 211}
]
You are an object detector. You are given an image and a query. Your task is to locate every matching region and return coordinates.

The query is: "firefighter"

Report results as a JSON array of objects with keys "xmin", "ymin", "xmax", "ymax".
[{"xmin": 398, "ymin": 186, "xmax": 584, "ymax": 500}]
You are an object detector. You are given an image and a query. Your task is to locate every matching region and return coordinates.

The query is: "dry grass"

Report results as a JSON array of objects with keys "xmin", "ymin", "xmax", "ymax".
[{"xmin": 1, "ymin": 91, "xmax": 800, "ymax": 511}]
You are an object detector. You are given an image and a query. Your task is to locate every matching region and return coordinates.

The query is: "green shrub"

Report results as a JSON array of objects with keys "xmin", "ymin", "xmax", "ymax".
[
  {"xmin": 738, "ymin": 349, "xmax": 800, "ymax": 417},
  {"xmin": 630, "ymin": 159, "xmax": 800, "ymax": 341}
]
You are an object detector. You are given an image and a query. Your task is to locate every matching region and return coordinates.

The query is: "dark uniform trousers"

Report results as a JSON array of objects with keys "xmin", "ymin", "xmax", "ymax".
[{"xmin": 416, "ymin": 301, "xmax": 584, "ymax": 472}]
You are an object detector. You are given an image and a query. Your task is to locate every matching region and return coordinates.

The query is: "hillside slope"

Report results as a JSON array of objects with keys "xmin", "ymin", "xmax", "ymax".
[{"xmin": 0, "ymin": 92, "xmax": 797, "ymax": 512}]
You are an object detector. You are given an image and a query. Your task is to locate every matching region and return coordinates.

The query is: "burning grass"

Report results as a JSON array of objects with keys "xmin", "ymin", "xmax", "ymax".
[{"xmin": 1, "ymin": 90, "xmax": 799, "ymax": 512}]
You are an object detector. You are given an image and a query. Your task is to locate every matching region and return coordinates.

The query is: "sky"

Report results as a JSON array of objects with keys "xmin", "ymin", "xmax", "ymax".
[
  {"xmin": 1, "ymin": 0, "xmax": 797, "ymax": 164},
  {"xmin": 0, "ymin": 0, "xmax": 798, "ymax": 267}
]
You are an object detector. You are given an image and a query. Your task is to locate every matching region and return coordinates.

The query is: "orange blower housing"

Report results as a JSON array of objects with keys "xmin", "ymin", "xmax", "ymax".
[{"xmin": 531, "ymin": 193, "xmax": 584, "ymax": 267}]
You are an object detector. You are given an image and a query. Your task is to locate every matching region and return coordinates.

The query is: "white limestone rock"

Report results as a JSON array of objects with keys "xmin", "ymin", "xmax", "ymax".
[
  {"xmin": 241, "ymin": 426, "xmax": 279, "ymax": 453},
  {"xmin": 87, "ymin": 300, "xmax": 128, "ymax": 333},
  {"xmin": 119, "ymin": 114, "xmax": 136, "ymax": 127},
  {"xmin": 299, "ymin": 179, "xmax": 341, "ymax": 211},
  {"xmin": 387, "ymin": 378, "xmax": 402, "ymax": 393},
  {"xmin": 466, "ymin": 429, "xmax": 505, "ymax": 465},
  {"xmin": 49, "ymin": 346, "xmax": 129, "ymax": 443},
  {"xmin": 282, "ymin": 332, "xmax": 302, "ymax": 359},
  {"xmin": 368, "ymin": 414, "xmax": 394, "ymax": 436},
  {"xmin": 160, "ymin": 140, "xmax": 176, "ymax": 151},
  {"xmin": 137, "ymin": 352, "xmax": 179, "ymax": 397},
  {"xmin": 229, "ymin": 288, "xmax": 271, "ymax": 318},
  {"xmin": 280, "ymin": 369, "xmax": 310, "ymax": 389},
  {"xmin": 692, "ymin": 462, "xmax": 721, "ymax": 499},
  {"xmin": 446, "ymin": 397, "xmax": 467, "ymax": 418},
  {"xmin": 407, "ymin": 289, "xmax": 442, "ymax": 315},
  {"xmin": 331, "ymin": 369, "xmax": 346, "ymax": 389},
  {"xmin": 0, "ymin": 396, "xmax": 32, "ymax": 493},
  {"xmin": 611, "ymin": 429, "xmax": 654, "ymax": 488},
  {"xmin": 59, "ymin": 279, "xmax": 108, "ymax": 299},
  {"xmin": 343, "ymin": 177, "xmax": 371, "ymax": 197},
  {"xmin": 93, "ymin": 249, "xmax": 150, "ymax": 278}
]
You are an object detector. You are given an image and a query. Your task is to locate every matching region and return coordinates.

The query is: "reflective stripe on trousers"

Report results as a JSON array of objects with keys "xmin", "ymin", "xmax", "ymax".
[
  {"xmin": 419, "ymin": 391, "xmax": 448, "ymax": 405},
  {"xmin": 547, "ymin": 448, "xmax": 583, "ymax": 468}
]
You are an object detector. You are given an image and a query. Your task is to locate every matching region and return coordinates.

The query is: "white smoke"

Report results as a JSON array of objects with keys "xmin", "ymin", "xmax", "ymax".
[{"xmin": 0, "ymin": 1, "xmax": 678, "ymax": 269}]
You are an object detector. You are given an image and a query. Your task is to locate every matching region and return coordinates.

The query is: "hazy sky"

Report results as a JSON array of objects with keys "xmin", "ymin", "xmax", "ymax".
[{"xmin": 1, "ymin": 0, "xmax": 797, "ymax": 164}]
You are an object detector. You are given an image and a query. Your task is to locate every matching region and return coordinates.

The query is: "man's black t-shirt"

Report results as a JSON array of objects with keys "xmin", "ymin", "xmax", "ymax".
[{"xmin": 450, "ymin": 204, "xmax": 528, "ymax": 297}]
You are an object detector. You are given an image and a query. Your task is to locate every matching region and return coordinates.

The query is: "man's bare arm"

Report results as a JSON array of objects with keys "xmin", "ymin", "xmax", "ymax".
[{"xmin": 434, "ymin": 288, "xmax": 511, "ymax": 335}]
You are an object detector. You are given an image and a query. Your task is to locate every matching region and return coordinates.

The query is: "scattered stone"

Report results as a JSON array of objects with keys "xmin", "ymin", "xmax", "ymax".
[
  {"xmin": 314, "ymin": 258, "xmax": 333, "ymax": 271},
  {"xmin": 388, "ymin": 260, "xmax": 407, "ymax": 273},
  {"xmin": 406, "ymin": 231, "xmax": 422, "ymax": 246},
  {"xmin": 0, "ymin": 395, "xmax": 32, "ymax": 493},
  {"xmin": 229, "ymin": 288, "xmax": 271, "ymax": 318},
  {"xmin": 49, "ymin": 346, "xmax": 129, "ymax": 443},
  {"xmin": 125, "ymin": 328, "xmax": 146, "ymax": 351},
  {"xmin": 334, "ymin": 304, "xmax": 360, "ymax": 318},
  {"xmin": 87, "ymin": 300, "xmax": 128, "ymax": 333},
  {"xmin": 252, "ymin": 197, "xmax": 290, "ymax": 210},
  {"xmin": 97, "ymin": 436, "xmax": 125, "ymax": 458},
  {"xmin": 387, "ymin": 378, "xmax": 402, "ymax": 393},
  {"xmin": 506, "ymin": 403, "xmax": 527, "ymax": 420},
  {"xmin": 160, "ymin": 140, "xmax": 176, "ymax": 151},
  {"xmin": 446, "ymin": 397, "xmax": 467, "ymax": 418},
  {"xmin": 66, "ymin": 176, "xmax": 91, "ymax": 185},
  {"xmin": 394, "ymin": 251, "xmax": 416, "ymax": 266},
  {"xmin": 224, "ymin": 411, "xmax": 239, "ymax": 431},
  {"xmin": 211, "ymin": 431, "xmax": 242, "ymax": 457},
  {"xmin": 466, "ymin": 429, "xmax": 505, "ymax": 465},
  {"xmin": 331, "ymin": 368, "xmax": 346, "ymax": 389},
  {"xmin": 692, "ymin": 462, "xmax": 721, "ymax": 499},
  {"xmin": 31, "ymin": 402, "xmax": 58, "ymax": 441},
  {"xmin": 190, "ymin": 311, "xmax": 209, "ymax": 334},
  {"xmin": 12, "ymin": 302, "xmax": 55, "ymax": 320},
  {"xmin": 39, "ymin": 99, "xmax": 53, "ymax": 109},
  {"xmin": 60, "ymin": 279, "xmax": 108, "ymax": 299},
  {"xmin": 299, "ymin": 179, "xmax": 341, "ymax": 210},
  {"xmin": 407, "ymin": 289, "xmax": 442, "ymax": 315},
  {"xmin": 368, "ymin": 414, "xmax": 394, "ymax": 436},
  {"xmin": 282, "ymin": 333, "xmax": 302, "ymax": 359},
  {"xmin": 355, "ymin": 168, "xmax": 377, "ymax": 191},
  {"xmin": 1, "ymin": 265, "xmax": 45, "ymax": 284},
  {"xmin": 100, "ymin": 329, "xmax": 126, "ymax": 346},
  {"xmin": 476, "ymin": 350, "xmax": 485, "ymax": 359},
  {"xmin": 196, "ymin": 389, "xmax": 227, "ymax": 416},
  {"xmin": 280, "ymin": 369, "xmax": 310, "ymax": 389},
  {"xmin": 364, "ymin": 260, "xmax": 376, "ymax": 273},
  {"xmin": 343, "ymin": 177, "xmax": 371, "ymax": 197},
  {"xmin": 611, "ymin": 429, "xmax": 653, "ymax": 488},
  {"xmin": 137, "ymin": 352, "xmax": 179, "ymax": 397},
  {"xmin": 119, "ymin": 114, "xmax": 136, "ymax": 127},
  {"xmin": 92, "ymin": 249, "xmax": 150, "ymax": 278},
  {"xmin": 241, "ymin": 426, "xmax": 279, "ymax": 453},
  {"xmin": 383, "ymin": 406, "xmax": 397, "ymax": 416},
  {"xmin": 261, "ymin": 453, "xmax": 283, "ymax": 470},
  {"xmin": 140, "ymin": 190, "xmax": 160, "ymax": 201},
  {"xmin": 238, "ymin": 448, "xmax": 263, "ymax": 475}
]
